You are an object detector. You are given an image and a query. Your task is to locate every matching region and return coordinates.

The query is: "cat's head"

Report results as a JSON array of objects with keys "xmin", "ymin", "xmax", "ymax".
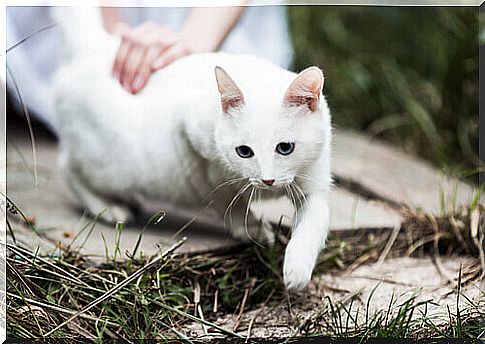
[{"xmin": 214, "ymin": 65, "xmax": 328, "ymax": 190}]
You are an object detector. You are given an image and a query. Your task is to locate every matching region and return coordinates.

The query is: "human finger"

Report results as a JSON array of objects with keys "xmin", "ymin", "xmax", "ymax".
[
  {"xmin": 130, "ymin": 45, "xmax": 161, "ymax": 93},
  {"xmin": 112, "ymin": 36, "xmax": 131, "ymax": 82},
  {"xmin": 150, "ymin": 42, "xmax": 189, "ymax": 71}
]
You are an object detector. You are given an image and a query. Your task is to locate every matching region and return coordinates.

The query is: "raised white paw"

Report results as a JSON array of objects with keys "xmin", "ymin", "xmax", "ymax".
[
  {"xmin": 283, "ymin": 243, "xmax": 316, "ymax": 290},
  {"xmin": 102, "ymin": 205, "xmax": 134, "ymax": 224}
]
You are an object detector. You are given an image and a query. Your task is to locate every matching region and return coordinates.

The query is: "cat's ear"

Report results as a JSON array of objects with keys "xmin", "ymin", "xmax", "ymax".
[
  {"xmin": 283, "ymin": 66, "xmax": 324, "ymax": 112},
  {"xmin": 215, "ymin": 66, "xmax": 245, "ymax": 114}
]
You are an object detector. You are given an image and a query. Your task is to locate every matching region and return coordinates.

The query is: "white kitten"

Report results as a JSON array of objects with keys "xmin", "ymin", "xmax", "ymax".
[{"xmin": 53, "ymin": 8, "xmax": 332, "ymax": 290}]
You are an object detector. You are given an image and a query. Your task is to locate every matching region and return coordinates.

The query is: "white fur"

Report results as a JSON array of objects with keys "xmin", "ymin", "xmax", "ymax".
[{"xmin": 54, "ymin": 10, "xmax": 332, "ymax": 290}]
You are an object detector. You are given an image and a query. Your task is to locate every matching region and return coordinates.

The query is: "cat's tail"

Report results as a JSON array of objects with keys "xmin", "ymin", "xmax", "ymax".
[{"xmin": 51, "ymin": 6, "xmax": 118, "ymax": 62}]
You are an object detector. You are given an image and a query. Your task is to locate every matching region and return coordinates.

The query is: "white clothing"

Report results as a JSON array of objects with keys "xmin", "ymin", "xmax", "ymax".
[{"xmin": 6, "ymin": 4, "xmax": 293, "ymax": 131}]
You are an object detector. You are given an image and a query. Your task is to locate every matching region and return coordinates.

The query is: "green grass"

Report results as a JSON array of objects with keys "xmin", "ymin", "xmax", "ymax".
[
  {"xmin": 298, "ymin": 287, "xmax": 484, "ymax": 339},
  {"xmin": 6, "ymin": 201, "xmax": 484, "ymax": 340},
  {"xmin": 6, "ymin": 7, "xmax": 484, "ymax": 339},
  {"xmin": 7, "ymin": 239, "xmax": 281, "ymax": 339},
  {"xmin": 288, "ymin": 7, "xmax": 481, "ymax": 181}
]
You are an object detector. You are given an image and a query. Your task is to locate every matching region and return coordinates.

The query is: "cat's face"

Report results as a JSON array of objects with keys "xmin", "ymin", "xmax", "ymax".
[{"xmin": 214, "ymin": 66, "xmax": 327, "ymax": 190}]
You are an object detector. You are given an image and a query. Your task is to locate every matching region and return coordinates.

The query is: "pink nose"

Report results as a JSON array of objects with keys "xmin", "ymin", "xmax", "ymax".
[{"xmin": 262, "ymin": 179, "xmax": 275, "ymax": 186}]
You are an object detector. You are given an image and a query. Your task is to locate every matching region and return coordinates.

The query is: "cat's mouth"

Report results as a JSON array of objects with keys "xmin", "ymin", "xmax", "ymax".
[{"xmin": 249, "ymin": 178, "xmax": 293, "ymax": 190}]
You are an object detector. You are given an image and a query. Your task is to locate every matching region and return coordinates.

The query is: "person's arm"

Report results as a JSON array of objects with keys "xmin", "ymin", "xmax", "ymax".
[
  {"xmin": 100, "ymin": 6, "xmax": 129, "ymax": 35},
  {"xmin": 106, "ymin": 4, "xmax": 248, "ymax": 94},
  {"xmin": 179, "ymin": 6, "xmax": 246, "ymax": 54}
]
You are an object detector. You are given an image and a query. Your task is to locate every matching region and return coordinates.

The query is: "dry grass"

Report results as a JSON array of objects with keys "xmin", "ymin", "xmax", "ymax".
[
  {"xmin": 6, "ymin": 200, "xmax": 484, "ymax": 340},
  {"xmin": 316, "ymin": 204, "xmax": 484, "ymax": 282}
]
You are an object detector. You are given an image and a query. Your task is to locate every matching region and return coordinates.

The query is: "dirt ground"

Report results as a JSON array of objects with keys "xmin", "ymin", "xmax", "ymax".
[{"xmin": 182, "ymin": 256, "xmax": 483, "ymax": 339}]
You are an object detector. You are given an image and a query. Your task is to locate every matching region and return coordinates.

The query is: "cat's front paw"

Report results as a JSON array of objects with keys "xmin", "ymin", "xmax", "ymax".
[
  {"xmin": 257, "ymin": 218, "xmax": 275, "ymax": 247},
  {"xmin": 231, "ymin": 226, "xmax": 253, "ymax": 243},
  {"xmin": 101, "ymin": 205, "xmax": 134, "ymax": 224},
  {"xmin": 283, "ymin": 241, "xmax": 317, "ymax": 290},
  {"xmin": 231, "ymin": 219, "xmax": 275, "ymax": 246}
]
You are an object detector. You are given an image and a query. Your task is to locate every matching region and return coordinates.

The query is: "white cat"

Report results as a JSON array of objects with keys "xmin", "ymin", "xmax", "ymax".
[{"xmin": 53, "ymin": 8, "xmax": 332, "ymax": 290}]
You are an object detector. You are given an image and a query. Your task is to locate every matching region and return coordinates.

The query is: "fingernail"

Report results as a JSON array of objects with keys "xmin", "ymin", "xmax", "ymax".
[
  {"xmin": 132, "ymin": 74, "xmax": 145, "ymax": 91},
  {"xmin": 122, "ymin": 82, "xmax": 130, "ymax": 91}
]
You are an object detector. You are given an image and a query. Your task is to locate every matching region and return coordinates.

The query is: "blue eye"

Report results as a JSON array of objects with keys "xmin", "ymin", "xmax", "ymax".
[
  {"xmin": 235, "ymin": 145, "xmax": 254, "ymax": 158},
  {"xmin": 276, "ymin": 142, "xmax": 295, "ymax": 156}
]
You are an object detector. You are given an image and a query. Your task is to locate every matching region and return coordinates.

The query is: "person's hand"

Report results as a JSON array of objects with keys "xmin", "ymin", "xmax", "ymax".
[{"xmin": 112, "ymin": 21, "xmax": 191, "ymax": 94}]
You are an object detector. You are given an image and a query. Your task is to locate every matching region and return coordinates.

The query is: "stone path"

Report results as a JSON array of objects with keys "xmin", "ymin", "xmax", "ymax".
[
  {"xmin": 5, "ymin": 121, "xmax": 481, "ymax": 257},
  {"xmin": 5, "ymin": 116, "xmax": 483, "ymax": 340},
  {"xmin": 332, "ymin": 131, "xmax": 479, "ymax": 214}
]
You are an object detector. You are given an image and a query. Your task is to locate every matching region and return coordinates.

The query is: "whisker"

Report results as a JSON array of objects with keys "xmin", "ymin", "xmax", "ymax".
[
  {"xmin": 292, "ymin": 183, "xmax": 306, "ymax": 218},
  {"xmin": 244, "ymin": 186, "xmax": 264, "ymax": 248},
  {"xmin": 292, "ymin": 181, "xmax": 308, "ymax": 207},
  {"xmin": 203, "ymin": 177, "xmax": 246, "ymax": 203},
  {"xmin": 285, "ymin": 184, "xmax": 299, "ymax": 226},
  {"xmin": 289, "ymin": 183, "xmax": 302, "ymax": 224},
  {"xmin": 223, "ymin": 182, "xmax": 252, "ymax": 228},
  {"xmin": 223, "ymin": 183, "xmax": 244, "ymax": 228}
]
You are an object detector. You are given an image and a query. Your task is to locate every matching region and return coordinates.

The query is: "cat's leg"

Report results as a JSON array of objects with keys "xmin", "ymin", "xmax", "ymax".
[
  {"xmin": 259, "ymin": 217, "xmax": 276, "ymax": 247},
  {"xmin": 283, "ymin": 192, "xmax": 329, "ymax": 290},
  {"xmin": 62, "ymin": 163, "xmax": 134, "ymax": 224},
  {"xmin": 230, "ymin": 212, "xmax": 275, "ymax": 247}
]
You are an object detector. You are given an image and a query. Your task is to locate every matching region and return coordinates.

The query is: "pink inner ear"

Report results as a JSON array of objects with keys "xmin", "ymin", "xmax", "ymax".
[
  {"xmin": 215, "ymin": 66, "xmax": 245, "ymax": 114},
  {"xmin": 285, "ymin": 95, "xmax": 319, "ymax": 112},
  {"xmin": 221, "ymin": 96, "xmax": 243, "ymax": 113},
  {"xmin": 284, "ymin": 67, "xmax": 324, "ymax": 112}
]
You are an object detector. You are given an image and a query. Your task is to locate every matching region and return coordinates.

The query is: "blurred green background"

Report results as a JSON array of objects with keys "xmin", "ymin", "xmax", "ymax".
[{"xmin": 288, "ymin": 7, "xmax": 481, "ymax": 183}]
